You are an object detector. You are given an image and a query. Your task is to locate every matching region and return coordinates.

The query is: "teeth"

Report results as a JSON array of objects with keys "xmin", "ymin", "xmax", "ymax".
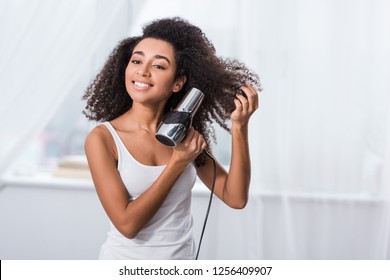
[{"xmin": 134, "ymin": 81, "xmax": 151, "ymax": 88}]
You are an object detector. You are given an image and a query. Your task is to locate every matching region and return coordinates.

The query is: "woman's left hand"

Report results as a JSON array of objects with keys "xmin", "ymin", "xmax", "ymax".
[{"xmin": 231, "ymin": 84, "xmax": 259, "ymax": 125}]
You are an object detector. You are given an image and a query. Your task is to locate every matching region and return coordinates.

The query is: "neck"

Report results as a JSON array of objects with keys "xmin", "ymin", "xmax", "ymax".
[{"xmin": 123, "ymin": 102, "xmax": 165, "ymax": 132}]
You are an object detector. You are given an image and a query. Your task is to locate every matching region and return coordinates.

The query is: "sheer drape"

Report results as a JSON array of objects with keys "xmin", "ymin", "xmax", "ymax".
[
  {"xmin": 0, "ymin": 0, "xmax": 128, "ymax": 175},
  {"xmin": 214, "ymin": 0, "xmax": 390, "ymax": 259},
  {"xmin": 380, "ymin": 93, "xmax": 390, "ymax": 259}
]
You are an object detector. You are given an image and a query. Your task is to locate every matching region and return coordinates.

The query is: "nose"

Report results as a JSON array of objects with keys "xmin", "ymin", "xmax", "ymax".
[{"xmin": 137, "ymin": 64, "xmax": 151, "ymax": 77}]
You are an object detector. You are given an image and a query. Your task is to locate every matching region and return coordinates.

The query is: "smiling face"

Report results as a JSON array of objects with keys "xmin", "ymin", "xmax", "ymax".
[{"xmin": 125, "ymin": 38, "xmax": 185, "ymax": 107}]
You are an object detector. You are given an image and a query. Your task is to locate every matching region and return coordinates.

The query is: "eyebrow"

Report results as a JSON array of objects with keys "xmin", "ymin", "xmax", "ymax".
[{"xmin": 132, "ymin": 51, "xmax": 171, "ymax": 65}]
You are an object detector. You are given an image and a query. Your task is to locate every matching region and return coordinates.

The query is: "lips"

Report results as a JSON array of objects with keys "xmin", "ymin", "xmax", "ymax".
[{"xmin": 133, "ymin": 81, "xmax": 153, "ymax": 88}]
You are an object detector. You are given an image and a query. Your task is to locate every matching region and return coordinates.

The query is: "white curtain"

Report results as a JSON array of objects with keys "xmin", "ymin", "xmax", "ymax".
[
  {"xmin": 246, "ymin": 0, "xmax": 390, "ymax": 196},
  {"xmin": 214, "ymin": 0, "xmax": 390, "ymax": 259},
  {"xmin": 0, "ymin": 0, "xmax": 129, "ymax": 175},
  {"xmin": 382, "ymin": 98, "xmax": 390, "ymax": 259}
]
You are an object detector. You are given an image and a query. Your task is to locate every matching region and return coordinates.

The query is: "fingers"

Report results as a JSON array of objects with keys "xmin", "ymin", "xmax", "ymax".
[
  {"xmin": 183, "ymin": 127, "xmax": 195, "ymax": 143},
  {"xmin": 235, "ymin": 93, "xmax": 248, "ymax": 115},
  {"xmin": 238, "ymin": 84, "xmax": 259, "ymax": 113},
  {"xmin": 177, "ymin": 128, "xmax": 206, "ymax": 155},
  {"xmin": 197, "ymin": 131, "xmax": 207, "ymax": 151},
  {"xmin": 191, "ymin": 129, "xmax": 206, "ymax": 154},
  {"xmin": 231, "ymin": 84, "xmax": 259, "ymax": 124}
]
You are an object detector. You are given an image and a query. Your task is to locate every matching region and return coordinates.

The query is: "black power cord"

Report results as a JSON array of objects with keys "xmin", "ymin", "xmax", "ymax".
[{"xmin": 195, "ymin": 150, "xmax": 216, "ymax": 260}]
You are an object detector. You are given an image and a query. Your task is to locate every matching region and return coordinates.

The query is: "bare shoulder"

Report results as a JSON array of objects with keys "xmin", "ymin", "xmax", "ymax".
[
  {"xmin": 85, "ymin": 124, "xmax": 117, "ymax": 161},
  {"xmin": 85, "ymin": 124, "xmax": 107, "ymax": 143}
]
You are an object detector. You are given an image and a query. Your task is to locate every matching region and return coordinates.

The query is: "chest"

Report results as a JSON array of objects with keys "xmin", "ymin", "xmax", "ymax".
[
  {"xmin": 116, "ymin": 130, "xmax": 173, "ymax": 166},
  {"xmin": 118, "ymin": 160, "xmax": 196, "ymax": 199}
]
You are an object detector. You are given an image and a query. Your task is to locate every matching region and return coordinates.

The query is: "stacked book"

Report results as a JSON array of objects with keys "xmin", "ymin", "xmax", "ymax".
[{"xmin": 53, "ymin": 155, "xmax": 91, "ymax": 179}]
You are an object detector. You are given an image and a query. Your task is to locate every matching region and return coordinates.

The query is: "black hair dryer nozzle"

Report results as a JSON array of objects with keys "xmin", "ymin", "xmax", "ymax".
[{"xmin": 155, "ymin": 88, "xmax": 204, "ymax": 146}]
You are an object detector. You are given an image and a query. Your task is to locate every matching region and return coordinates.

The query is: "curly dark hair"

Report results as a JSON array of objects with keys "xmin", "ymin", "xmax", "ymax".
[{"xmin": 83, "ymin": 17, "xmax": 261, "ymax": 166}]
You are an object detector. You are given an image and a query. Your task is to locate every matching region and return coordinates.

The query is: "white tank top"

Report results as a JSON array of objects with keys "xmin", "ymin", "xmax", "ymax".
[{"xmin": 98, "ymin": 122, "xmax": 197, "ymax": 260}]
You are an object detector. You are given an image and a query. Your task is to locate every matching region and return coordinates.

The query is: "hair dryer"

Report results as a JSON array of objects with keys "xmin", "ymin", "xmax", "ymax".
[
  {"xmin": 156, "ymin": 87, "xmax": 214, "ymax": 260},
  {"xmin": 155, "ymin": 87, "xmax": 204, "ymax": 146}
]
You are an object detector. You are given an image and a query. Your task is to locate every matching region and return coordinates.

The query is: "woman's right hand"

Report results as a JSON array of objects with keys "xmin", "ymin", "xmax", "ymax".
[{"xmin": 171, "ymin": 127, "xmax": 207, "ymax": 166}]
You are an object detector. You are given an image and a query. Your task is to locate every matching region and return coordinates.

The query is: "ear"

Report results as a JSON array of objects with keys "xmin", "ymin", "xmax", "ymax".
[{"xmin": 172, "ymin": 75, "xmax": 187, "ymax": 93}]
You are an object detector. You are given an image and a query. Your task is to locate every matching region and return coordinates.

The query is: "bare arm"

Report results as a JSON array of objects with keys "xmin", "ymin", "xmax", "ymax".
[
  {"xmin": 85, "ymin": 126, "xmax": 206, "ymax": 239},
  {"xmin": 197, "ymin": 84, "xmax": 259, "ymax": 209}
]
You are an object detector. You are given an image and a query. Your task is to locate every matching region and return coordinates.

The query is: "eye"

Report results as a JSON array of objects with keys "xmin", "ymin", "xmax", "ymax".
[
  {"xmin": 131, "ymin": 59, "xmax": 141, "ymax": 64},
  {"xmin": 153, "ymin": 65, "xmax": 166, "ymax": 70}
]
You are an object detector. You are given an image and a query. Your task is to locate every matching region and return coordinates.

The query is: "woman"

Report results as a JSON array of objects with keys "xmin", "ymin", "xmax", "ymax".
[{"xmin": 83, "ymin": 17, "xmax": 261, "ymax": 259}]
